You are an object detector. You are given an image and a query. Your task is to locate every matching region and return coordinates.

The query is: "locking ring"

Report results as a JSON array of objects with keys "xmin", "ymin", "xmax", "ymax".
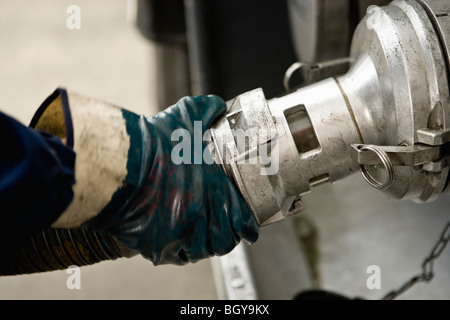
[{"xmin": 359, "ymin": 145, "xmax": 394, "ymax": 190}]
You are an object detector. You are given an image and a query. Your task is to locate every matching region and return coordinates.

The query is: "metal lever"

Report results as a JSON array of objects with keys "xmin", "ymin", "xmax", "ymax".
[
  {"xmin": 351, "ymin": 143, "xmax": 448, "ymax": 190},
  {"xmin": 283, "ymin": 57, "xmax": 352, "ymax": 92}
]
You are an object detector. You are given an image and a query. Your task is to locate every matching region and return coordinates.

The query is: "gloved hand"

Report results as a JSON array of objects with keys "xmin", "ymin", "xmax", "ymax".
[{"xmin": 84, "ymin": 95, "xmax": 260, "ymax": 265}]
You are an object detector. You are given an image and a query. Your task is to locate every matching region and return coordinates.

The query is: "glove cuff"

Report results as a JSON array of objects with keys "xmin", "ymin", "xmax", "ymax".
[{"xmin": 30, "ymin": 88, "xmax": 151, "ymax": 228}]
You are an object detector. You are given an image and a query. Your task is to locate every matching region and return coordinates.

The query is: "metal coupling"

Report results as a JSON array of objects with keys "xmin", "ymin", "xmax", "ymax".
[{"xmin": 209, "ymin": 0, "xmax": 450, "ymax": 226}]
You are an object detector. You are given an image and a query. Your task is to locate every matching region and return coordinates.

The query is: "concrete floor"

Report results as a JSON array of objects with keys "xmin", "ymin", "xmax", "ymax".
[
  {"xmin": 302, "ymin": 175, "xmax": 450, "ymax": 300},
  {"xmin": 1, "ymin": 0, "xmax": 449, "ymax": 300}
]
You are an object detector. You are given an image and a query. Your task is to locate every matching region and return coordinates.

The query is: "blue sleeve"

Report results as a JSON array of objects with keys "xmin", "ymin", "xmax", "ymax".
[{"xmin": 0, "ymin": 111, "xmax": 75, "ymax": 246}]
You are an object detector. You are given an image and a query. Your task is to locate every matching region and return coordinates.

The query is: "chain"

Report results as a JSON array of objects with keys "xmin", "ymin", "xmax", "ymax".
[{"xmin": 381, "ymin": 221, "xmax": 450, "ymax": 300}]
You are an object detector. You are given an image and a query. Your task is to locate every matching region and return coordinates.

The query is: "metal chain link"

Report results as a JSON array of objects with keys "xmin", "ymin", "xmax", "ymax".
[{"xmin": 381, "ymin": 221, "xmax": 450, "ymax": 300}]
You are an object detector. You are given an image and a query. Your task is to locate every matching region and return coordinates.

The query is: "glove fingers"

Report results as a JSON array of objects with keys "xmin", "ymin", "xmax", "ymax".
[
  {"xmin": 191, "ymin": 95, "xmax": 227, "ymax": 130},
  {"xmin": 150, "ymin": 95, "xmax": 226, "ymax": 136},
  {"xmin": 200, "ymin": 166, "xmax": 259, "ymax": 257}
]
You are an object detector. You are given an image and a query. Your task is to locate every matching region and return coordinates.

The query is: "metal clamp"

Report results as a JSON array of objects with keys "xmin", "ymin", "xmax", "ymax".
[{"xmin": 351, "ymin": 143, "xmax": 446, "ymax": 190}]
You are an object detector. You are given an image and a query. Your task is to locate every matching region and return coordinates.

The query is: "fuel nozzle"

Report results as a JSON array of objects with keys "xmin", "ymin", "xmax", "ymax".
[{"xmin": 208, "ymin": 0, "xmax": 450, "ymax": 226}]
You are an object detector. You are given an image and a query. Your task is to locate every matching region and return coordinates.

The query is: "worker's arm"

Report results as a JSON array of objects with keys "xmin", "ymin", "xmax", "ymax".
[
  {"xmin": 28, "ymin": 88, "xmax": 259, "ymax": 265},
  {"xmin": 0, "ymin": 110, "xmax": 75, "ymax": 246}
]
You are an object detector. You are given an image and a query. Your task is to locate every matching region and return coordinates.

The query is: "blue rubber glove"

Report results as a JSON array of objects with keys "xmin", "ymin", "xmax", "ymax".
[{"xmin": 86, "ymin": 95, "xmax": 259, "ymax": 265}]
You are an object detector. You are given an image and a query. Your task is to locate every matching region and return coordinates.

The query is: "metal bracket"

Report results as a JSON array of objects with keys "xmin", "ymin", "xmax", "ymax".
[
  {"xmin": 417, "ymin": 128, "xmax": 450, "ymax": 146},
  {"xmin": 210, "ymin": 244, "xmax": 258, "ymax": 300}
]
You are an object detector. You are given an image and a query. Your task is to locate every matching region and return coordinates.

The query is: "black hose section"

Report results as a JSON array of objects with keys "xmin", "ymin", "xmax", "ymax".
[{"xmin": 0, "ymin": 228, "xmax": 129, "ymax": 276}]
